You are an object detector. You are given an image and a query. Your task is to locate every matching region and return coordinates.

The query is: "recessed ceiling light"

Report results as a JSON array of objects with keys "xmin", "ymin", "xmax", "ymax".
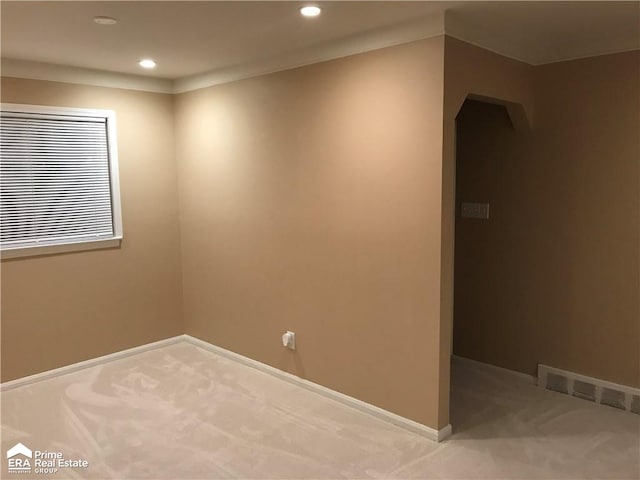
[
  {"xmin": 300, "ymin": 5, "xmax": 321, "ymax": 17},
  {"xmin": 93, "ymin": 16, "xmax": 117, "ymax": 25},
  {"xmin": 138, "ymin": 59, "xmax": 157, "ymax": 69}
]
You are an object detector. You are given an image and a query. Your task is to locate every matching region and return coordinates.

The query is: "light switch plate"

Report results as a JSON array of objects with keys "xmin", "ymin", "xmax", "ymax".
[{"xmin": 461, "ymin": 202, "xmax": 490, "ymax": 219}]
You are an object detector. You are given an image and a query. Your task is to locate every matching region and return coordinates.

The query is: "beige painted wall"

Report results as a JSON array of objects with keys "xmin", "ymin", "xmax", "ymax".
[
  {"xmin": 452, "ymin": 51, "xmax": 640, "ymax": 387},
  {"xmin": 1, "ymin": 35, "xmax": 636, "ymax": 433},
  {"xmin": 440, "ymin": 36, "xmax": 536, "ymax": 426},
  {"xmin": 174, "ymin": 37, "xmax": 447, "ymax": 429},
  {"xmin": 0, "ymin": 78, "xmax": 184, "ymax": 381}
]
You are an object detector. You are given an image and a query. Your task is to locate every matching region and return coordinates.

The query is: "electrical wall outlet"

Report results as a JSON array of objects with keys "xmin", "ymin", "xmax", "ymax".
[{"xmin": 282, "ymin": 331, "xmax": 295, "ymax": 350}]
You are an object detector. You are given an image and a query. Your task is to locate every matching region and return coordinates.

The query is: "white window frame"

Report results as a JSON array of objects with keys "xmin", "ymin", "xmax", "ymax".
[{"xmin": 0, "ymin": 103, "xmax": 123, "ymax": 259}]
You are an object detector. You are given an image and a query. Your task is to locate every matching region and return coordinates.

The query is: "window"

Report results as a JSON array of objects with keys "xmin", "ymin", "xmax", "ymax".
[{"xmin": 0, "ymin": 104, "xmax": 122, "ymax": 258}]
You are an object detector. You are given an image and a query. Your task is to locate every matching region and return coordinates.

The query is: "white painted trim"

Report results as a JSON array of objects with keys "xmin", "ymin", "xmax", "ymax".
[
  {"xmin": 1, "ymin": 237, "xmax": 121, "ymax": 260},
  {"xmin": 184, "ymin": 335, "xmax": 451, "ymax": 442},
  {"xmin": 538, "ymin": 364, "xmax": 640, "ymax": 410},
  {"xmin": 104, "ymin": 106, "xmax": 123, "ymax": 240},
  {"xmin": 452, "ymin": 355, "xmax": 537, "ymax": 384},
  {"xmin": 0, "ymin": 103, "xmax": 124, "ymax": 259},
  {"xmin": 174, "ymin": 14, "xmax": 445, "ymax": 93},
  {"xmin": 528, "ymin": 46, "xmax": 640, "ymax": 66},
  {"xmin": 0, "ymin": 102, "xmax": 114, "ymax": 118},
  {"xmin": 444, "ymin": 32, "xmax": 639, "ymax": 67},
  {"xmin": 1, "ymin": 333, "xmax": 451, "ymax": 441},
  {"xmin": 0, "ymin": 335, "xmax": 185, "ymax": 392},
  {"xmin": 1, "ymin": 58, "xmax": 173, "ymax": 94},
  {"xmin": 445, "ymin": 32, "xmax": 528, "ymax": 64}
]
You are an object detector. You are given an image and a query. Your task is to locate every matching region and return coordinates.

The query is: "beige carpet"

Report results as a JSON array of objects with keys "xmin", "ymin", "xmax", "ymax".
[{"xmin": 2, "ymin": 341, "xmax": 638, "ymax": 479}]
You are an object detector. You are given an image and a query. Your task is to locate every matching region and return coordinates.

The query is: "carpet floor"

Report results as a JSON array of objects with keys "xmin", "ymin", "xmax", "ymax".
[{"xmin": 2, "ymin": 341, "xmax": 638, "ymax": 479}]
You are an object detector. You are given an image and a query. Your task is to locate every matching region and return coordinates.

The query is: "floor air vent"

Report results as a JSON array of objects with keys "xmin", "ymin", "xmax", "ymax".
[{"xmin": 538, "ymin": 365, "xmax": 640, "ymax": 415}]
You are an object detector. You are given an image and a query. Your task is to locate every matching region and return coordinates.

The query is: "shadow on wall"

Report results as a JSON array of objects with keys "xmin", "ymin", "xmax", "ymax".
[
  {"xmin": 453, "ymin": 98, "xmax": 531, "ymax": 375},
  {"xmin": 465, "ymin": 94, "xmax": 530, "ymax": 132}
]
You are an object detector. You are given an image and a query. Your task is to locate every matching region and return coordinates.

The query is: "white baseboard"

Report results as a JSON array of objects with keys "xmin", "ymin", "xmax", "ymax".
[
  {"xmin": 184, "ymin": 335, "xmax": 451, "ymax": 442},
  {"xmin": 452, "ymin": 355, "xmax": 537, "ymax": 384},
  {"xmin": 1, "ymin": 334, "xmax": 452, "ymax": 442},
  {"xmin": 0, "ymin": 335, "xmax": 185, "ymax": 392}
]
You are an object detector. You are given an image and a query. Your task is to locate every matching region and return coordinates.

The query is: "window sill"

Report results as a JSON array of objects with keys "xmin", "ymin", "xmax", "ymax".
[{"xmin": 1, "ymin": 237, "xmax": 122, "ymax": 260}]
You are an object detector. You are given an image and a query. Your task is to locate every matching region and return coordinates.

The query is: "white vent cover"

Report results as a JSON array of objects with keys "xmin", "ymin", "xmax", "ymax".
[{"xmin": 538, "ymin": 364, "xmax": 640, "ymax": 414}]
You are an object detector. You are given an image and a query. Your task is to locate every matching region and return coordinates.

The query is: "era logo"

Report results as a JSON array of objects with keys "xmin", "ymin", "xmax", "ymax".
[{"xmin": 7, "ymin": 443, "xmax": 32, "ymax": 474}]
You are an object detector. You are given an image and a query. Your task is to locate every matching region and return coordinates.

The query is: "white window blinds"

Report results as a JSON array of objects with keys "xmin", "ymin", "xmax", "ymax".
[{"xmin": 0, "ymin": 105, "xmax": 122, "ymax": 256}]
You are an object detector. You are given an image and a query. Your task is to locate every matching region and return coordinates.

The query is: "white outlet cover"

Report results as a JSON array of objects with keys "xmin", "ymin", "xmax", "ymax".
[{"xmin": 282, "ymin": 331, "xmax": 295, "ymax": 350}]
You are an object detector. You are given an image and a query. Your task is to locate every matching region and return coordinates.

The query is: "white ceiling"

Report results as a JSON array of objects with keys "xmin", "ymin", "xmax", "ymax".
[
  {"xmin": 1, "ymin": 1, "xmax": 639, "ymax": 87},
  {"xmin": 445, "ymin": 1, "xmax": 640, "ymax": 65},
  {"xmin": 1, "ymin": 1, "xmax": 447, "ymax": 79}
]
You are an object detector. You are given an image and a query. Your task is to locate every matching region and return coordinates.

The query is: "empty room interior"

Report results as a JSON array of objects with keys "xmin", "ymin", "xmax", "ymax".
[{"xmin": 1, "ymin": 1, "xmax": 639, "ymax": 479}]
